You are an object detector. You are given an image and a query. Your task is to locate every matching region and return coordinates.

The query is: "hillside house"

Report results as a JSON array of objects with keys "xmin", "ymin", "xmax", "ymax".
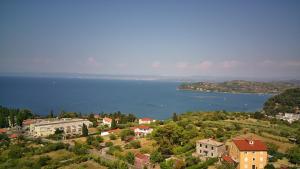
[
  {"xmin": 194, "ymin": 138, "xmax": 226, "ymax": 159},
  {"xmin": 229, "ymin": 138, "xmax": 268, "ymax": 169}
]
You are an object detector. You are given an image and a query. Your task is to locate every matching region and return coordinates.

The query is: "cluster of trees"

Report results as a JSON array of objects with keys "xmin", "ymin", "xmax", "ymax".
[
  {"xmin": 0, "ymin": 105, "xmax": 34, "ymax": 128},
  {"xmin": 263, "ymin": 88, "xmax": 300, "ymax": 115},
  {"xmin": 99, "ymin": 111, "xmax": 137, "ymax": 124}
]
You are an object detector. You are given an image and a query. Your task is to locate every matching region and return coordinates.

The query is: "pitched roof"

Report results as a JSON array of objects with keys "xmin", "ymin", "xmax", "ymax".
[
  {"xmin": 0, "ymin": 128, "xmax": 7, "ymax": 133},
  {"xmin": 233, "ymin": 139, "xmax": 267, "ymax": 151},
  {"xmin": 9, "ymin": 134, "xmax": 18, "ymax": 139},
  {"xmin": 197, "ymin": 138, "xmax": 224, "ymax": 146},
  {"xmin": 140, "ymin": 118, "xmax": 153, "ymax": 121},
  {"xmin": 135, "ymin": 153, "xmax": 150, "ymax": 161},
  {"xmin": 222, "ymin": 155, "xmax": 235, "ymax": 163},
  {"xmin": 103, "ymin": 117, "xmax": 112, "ymax": 122}
]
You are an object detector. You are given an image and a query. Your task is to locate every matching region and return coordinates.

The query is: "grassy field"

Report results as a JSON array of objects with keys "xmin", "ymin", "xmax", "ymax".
[{"xmin": 59, "ymin": 160, "xmax": 107, "ymax": 169}]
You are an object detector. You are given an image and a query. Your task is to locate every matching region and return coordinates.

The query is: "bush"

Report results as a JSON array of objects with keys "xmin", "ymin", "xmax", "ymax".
[
  {"xmin": 125, "ymin": 152, "xmax": 135, "ymax": 165},
  {"xmin": 120, "ymin": 129, "xmax": 135, "ymax": 141},
  {"xmin": 125, "ymin": 140, "xmax": 141, "ymax": 149},
  {"xmin": 105, "ymin": 142, "xmax": 113, "ymax": 147},
  {"xmin": 109, "ymin": 134, "xmax": 117, "ymax": 140},
  {"xmin": 150, "ymin": 151, "xmax": 164, "ymax": 163},
  {"xmin": 38, "ymin": 155, "xmax": 51, "ymax": 166}
]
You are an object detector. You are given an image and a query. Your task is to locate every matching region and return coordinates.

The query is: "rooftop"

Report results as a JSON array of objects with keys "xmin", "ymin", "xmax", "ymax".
[
  {"xmin": 32, "ymin": 118, "xmax": 91, "ymax": 127},
  {"xmin": 197, "ymin": 138, "xmax": 224, "ymax": 146},
  {"xmin": 233, "ymin": 139, "xmax": 267, "ymax": 151}
]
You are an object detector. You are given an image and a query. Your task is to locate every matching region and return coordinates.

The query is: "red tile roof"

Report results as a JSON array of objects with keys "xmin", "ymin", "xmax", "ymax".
[
  {"xmin": 233, "ymin": 139, "xmax": 267, "ymax": 151},
  {"xmin": 135, "ymin": 153, "xmax": 150, "ymax": 161},
  {"xmin": 0, "ymin": 128, "xmax": 7, "ymax": 133},
  {"xmin": 222, "ymin": 155, "xmax": 235, "ymax": 163},
  {"xmin": 103, "ymin": 117, "xmax": 112, "ymax": 122},
  {"xmin": 9, "ymin": 134, "xmax": 18, "ymax": 139},
  {"xmin": 137, "ymin": 125, "xmax": 150, "ymax": 129},
  {"xmin": 23, "ymin": 119, "xmax": 35, "ymax": 125},
  {"xmin": 140, "ymin": 118, "xmax": 153, "ymax": 121}
]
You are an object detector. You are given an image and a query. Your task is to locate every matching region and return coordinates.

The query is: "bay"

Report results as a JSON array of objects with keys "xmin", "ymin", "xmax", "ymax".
[{"xmin": 0, "ymin": 77, "xmax": 271, "ymax": 119}]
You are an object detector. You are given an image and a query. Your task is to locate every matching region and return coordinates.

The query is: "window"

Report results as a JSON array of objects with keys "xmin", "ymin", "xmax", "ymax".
[
  {"xmin": 200, "ymin": 144, "xmax": 202, "ymax": 147},
  {"xmin": 211, "ymin": 153, "xmax": 213, "ymax": 156},
  {"xmin": 252, "ymin": 165, "xmax": 255, "ymax": 169},
  {"xmin": 200, "ymin": 150, "xmax": 202, "ymax": 153},
  {"xmin": 211, "ymin": 147, "xmax": 214, "ymax": 150},
  {"xmin": 253, "ymin": 158, "xmax": 255, "ymax": 161},
  {"xmin": 205, "ymin": 145, "xmax": 207, "ymax": 148}
]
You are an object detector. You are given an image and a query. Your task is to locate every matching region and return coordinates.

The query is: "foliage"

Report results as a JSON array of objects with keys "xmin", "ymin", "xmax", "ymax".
[
  {"xmin": 216, "ymin": 162, "xmax": 236, "ymax": 169},
  {"xmin": 173, "ymin": 112, "xmax": 178, "ymax": 121},
  {"xmin": 105, "ymin": 141, "xmax": 114, "ymax": 147},
  {"xmin": 82, "ymin": 123, "xmax": 89, "ymax": 136},
  {"xmin": 109, "ymin": 134, "xmax": 117, "ymax": 140},
  {"xmin": 264, "ymin": 164, "xmax": 275, "ymax": 169},
  {"xmin": 120, "ymin": 129, "xmax": 135, "ymax": 141},
  {"xmin": 125, "ymin": 140, "xmax": 141, "ymax": 149},
  {"xmin": 72, "ymin": 142, "xmax": 89, "ymax": 155},
  {"xmin": 0, "ymin": 133, "xmax": 10, "ymax": 147},
  {"xmin": 287, "ymin": 146, "xmax": 300, "ymax": 164},
  {"xmin": 38, "ymin": 155, "xmax": 51, "ymax": 166},
  {"xmin": 150, "ymin": 151, "xmax": 164, "ymax": 163},
  {"xmin": 263, "ymin": 88, "xmax": 300, "ymax": 115},
  {"xmin": 111, "ymin": 117, "xmax": 117, "ymax": 129},
  {"xmin": 125, "ymin": 152, "xmax": 135, "ymax": 165},
  {"xmin": 0, "ymin": 105, "xmax": 33, "ymax": 128}
]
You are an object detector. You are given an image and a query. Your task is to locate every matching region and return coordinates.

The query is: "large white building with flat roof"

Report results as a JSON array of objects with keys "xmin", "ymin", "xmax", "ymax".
[{"xmin": 29, "ymin": 118, "xmax": 92, "ymax": 137}]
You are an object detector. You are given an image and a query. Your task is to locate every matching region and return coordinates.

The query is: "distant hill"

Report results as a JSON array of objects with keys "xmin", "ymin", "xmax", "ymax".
[
  {"xmin": 263, "ymin": 88, "xmax": 300, "ymax": 115},
  {"xmin": 178, "ymin": 80, "xmax": 300, "ymax": 94}
]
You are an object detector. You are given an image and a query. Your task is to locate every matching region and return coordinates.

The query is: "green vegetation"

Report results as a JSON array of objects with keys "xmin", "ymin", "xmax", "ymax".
[
  {"xmin": 0, "ymin": 106, "xmax": 34, "ymax": 128},
  {"xmin": 263, "ymin": 88, "xmax": 300, "ymax": 115},
  {"xmin": 82, "ymin": 123, "xmax": 89, "ymax": 136},
  {"xmin": 179, "ymin": 80, "xmax": 300, "ymax": 94}
]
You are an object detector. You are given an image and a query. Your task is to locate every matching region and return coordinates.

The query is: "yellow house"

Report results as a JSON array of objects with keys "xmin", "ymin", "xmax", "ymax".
[{"xmin": 229, "ymin": 138, "xmax": 268, "ymax": 169}]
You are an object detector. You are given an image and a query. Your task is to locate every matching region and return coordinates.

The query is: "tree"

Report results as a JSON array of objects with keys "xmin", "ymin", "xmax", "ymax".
[
  {"xmin": 82, "ymin": 123, "xmax": 89, "ymax": 136},
  {"xmin": 150, "ymin": 151, "xmax": 164, "ymax": 163},
  {"xmin": 287, "ymin": 146, "xmax": 300, "ymax": 164},
  {"xmin": 111, "ymin": 117, "xmax": 117, "ymax": 129},
  {"xmin": 9, "ymin": 111, "xmax": 15, "ymax": 127},
  {"xmin": 16, "ymin": 112, "xmax": 23, "ymax": 127},
  {"xmin": 125, "ymin": 152, "xmax": 135, "ymax": 165},
  {"xmin": 173, "ymin": 113, "xmax": 178, "ymax": 122},
  {"xmin": 49, "ymin": 110, "xmax": 54, "ymax": 118},
  {"xmin": 264, "ymin": 164, "xmax": 275, "ymax": 169},
  {"xmin": 120, "ymin": 129, "xmax": 135, "ymax": 141}
]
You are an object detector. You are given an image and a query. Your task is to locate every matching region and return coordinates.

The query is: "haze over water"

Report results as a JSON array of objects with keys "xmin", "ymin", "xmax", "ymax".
[{"xmin": 0, "ymin": 77, "xmax": 271, "ymax": 119}]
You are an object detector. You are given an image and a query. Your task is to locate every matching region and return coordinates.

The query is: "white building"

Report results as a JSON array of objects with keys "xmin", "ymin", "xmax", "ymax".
[
  {"xmin": 276, "ymin": 113, "xmax": 300, "ymax": 123},
  {"xmin": 30, "ymin": 118, "xmax": 92, "ymax": 137},
  {"xmin": 132, "ymin": 125, "xmax": 153, "ymax": 137},
  {"xmin": 102, "ymin": 117, "xmax": 112, "ymax": 127},
  {"xmin": 138, "ymin": 118, "xmax": 156, "ymax": 124}
]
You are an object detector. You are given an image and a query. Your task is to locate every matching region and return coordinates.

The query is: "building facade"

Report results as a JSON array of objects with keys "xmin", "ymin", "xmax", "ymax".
[
  {"xmin": 195, "ymin": 138, "xmax": 226, "ymax": 158},
  {"xmin": 138, "ymin": 118, "xmax": 156, "ymax": 124},
  {"xmin": 229, "ymin": 138, "xmax": 268, "ymax": 169},
  {"xmin": 30, "ymin": 118, "xmax": 92, "ymax": 137}
]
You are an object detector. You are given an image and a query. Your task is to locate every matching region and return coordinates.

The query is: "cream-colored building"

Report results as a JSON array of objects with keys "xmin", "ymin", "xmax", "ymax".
[
  {"xmin": 30, "ymin": 118, "xmax": 92, "ymax": 137},
  {"xmin": 229, "ymin": 138, "xmax": 268, "ymax": 169}
]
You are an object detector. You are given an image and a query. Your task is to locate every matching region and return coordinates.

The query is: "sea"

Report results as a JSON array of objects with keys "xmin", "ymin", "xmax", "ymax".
[{"xmin": 0, "ymin": 76, "xmax": 271, "ymax": 120}]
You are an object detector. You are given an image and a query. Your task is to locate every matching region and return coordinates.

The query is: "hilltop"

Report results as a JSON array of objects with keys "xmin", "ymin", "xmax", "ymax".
[{"xmin": 178, "ymin": 80, "xmax": 300, "ymax": 94}]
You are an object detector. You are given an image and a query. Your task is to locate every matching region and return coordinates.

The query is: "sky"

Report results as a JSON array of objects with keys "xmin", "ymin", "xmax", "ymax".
[{"xmin": 0, "ymin": 0, "xmax": 300, "ymax": 79}]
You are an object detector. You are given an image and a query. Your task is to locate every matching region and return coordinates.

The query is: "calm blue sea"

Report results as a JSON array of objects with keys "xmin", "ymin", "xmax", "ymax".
[{"xmin": 0, "ymin": 77, "xmax": 271, "ymax": 119}]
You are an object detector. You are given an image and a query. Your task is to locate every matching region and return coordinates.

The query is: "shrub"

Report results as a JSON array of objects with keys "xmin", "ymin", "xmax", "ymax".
[{"xmin": 109, "ymin": 134, "xmax": 117, "ymax": 140}]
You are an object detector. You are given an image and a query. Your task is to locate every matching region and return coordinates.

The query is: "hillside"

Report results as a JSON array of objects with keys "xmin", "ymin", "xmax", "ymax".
[
  {"xmin": 178, "ymin": 80, "xmax": 300, "ymax": 94},
  {"xmin": 263, "ymin": 88, "xmax": 300, "ymax": 115}
]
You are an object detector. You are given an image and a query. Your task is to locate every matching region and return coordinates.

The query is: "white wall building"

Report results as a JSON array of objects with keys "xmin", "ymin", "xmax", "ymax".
[
  {"xmin": 30, "ymin": 118, "xmax": 92, "ymax": 137},
  {"xmin": 138, "ymin": 118, "xmax": 156, "ymax": 124},
  {"xmin": 132, "ymin": 125, "xmax": 153, "ymax": 137}
]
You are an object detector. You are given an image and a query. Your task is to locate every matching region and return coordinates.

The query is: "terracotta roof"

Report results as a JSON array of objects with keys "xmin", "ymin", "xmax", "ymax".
[
  {"xmin": 197, "ymin": 138, "xmax": 224, "ymax": 146},
  {"xmin": 23, "ymin": 119, "xmax": 36, "ymax": 125},
  {"xmin": 0, "ymin": 128, "xmax": 7, "ymax": 133},
  {"xmin": 9, "ymin": 134, "xmax": 18, "ymax": 139},
  {"xmin": 135, "ymin": 153, "xmax": 150, "ymax": 161},
  {"xmin": 140, "ymin": 118, "xmax": 153, "ymax": 121},
  {"xmin": 222, "ymin": 155, "xmax": 235, "ymax": 163},
  {"xmin": 108, "ymin": 128, "xmax": 120, "ymax": 133},
  {"xmin": 103, "ymin": 117, "xmax": 112, "ymax": 122},
  {"xmin": 233, "ymin": 139, "xmax": 267, "ymax": 151}
]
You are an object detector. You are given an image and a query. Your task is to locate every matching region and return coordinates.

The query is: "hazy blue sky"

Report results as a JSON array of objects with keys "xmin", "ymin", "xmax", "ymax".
[{"xmin": 1, "ymin": 0, "xmax": 300, "ymax": 79}]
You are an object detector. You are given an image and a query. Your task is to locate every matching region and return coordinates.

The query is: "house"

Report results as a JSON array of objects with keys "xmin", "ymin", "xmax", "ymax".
[
  {"xmin": 139, "ymin": 118, "xmax": 156, "ymax": 124},
  {"xmin": 132, "ymin": 126, "xmax": 153, "ymax": 137},
  {"xmin": 229, "ymin": 138, "xmax": 268, "ymax": 169},
  {"xmin": 194, "ymin": 138, "xmax": 226, "ymax": 159},
  {"xmin": 100, "ymin": 128, "xmax": 120, "ymax": 136},
  {"xmin": 135, "ymin": 153, "xmax": 150, "ymax": 169},
  {"xmin": 0, "ymin": 128, "xmax": 7, "ymax": 134},
  {"xmin": 102, "ymin": 117, "xmax": 112, "ymax": 127},
  {"xmin": 275, "ymin": 113, "xmax": 300, "ymax": 123},
  {"xmin": 29, "ymin": 118, "xmax": 92, "ymax": 137}
]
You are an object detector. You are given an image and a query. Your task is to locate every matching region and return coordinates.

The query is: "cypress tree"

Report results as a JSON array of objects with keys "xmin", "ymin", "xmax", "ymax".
[{"xmin": 82, "ymin": 123, "xmax": 89, "ymax": 136}]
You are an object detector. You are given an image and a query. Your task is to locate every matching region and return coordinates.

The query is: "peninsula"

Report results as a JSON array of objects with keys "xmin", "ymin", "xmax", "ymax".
[{"xmin": 178, "ymin": 80, "xmax": 300, "ymax": 94}]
